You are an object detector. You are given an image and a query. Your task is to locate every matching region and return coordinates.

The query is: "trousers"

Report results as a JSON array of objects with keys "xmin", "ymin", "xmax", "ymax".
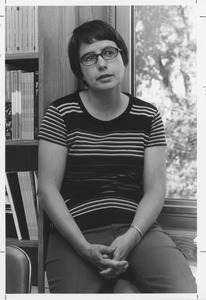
[{"xmin": 45, "ymin": 223, "xmax": 197, "ymax": 293}]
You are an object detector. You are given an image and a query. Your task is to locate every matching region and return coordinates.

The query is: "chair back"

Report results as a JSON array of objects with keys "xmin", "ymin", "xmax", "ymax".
[
  {"xmin": 38, "ymin": 204, "xmax": 50, "ymax": 293},
  {"xmin": 6, "ymin": 245, "xmax": 32, "ymax": 293}
]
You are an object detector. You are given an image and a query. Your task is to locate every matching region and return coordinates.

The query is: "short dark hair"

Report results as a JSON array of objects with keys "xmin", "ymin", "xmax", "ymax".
[{"xmin": 68, "ymin": 20, "xmax": 129, "ymax": 83}]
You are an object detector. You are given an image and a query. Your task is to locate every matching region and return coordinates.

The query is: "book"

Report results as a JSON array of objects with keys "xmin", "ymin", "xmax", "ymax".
[
  {"xmin": 6, "ymin": 6, "xmax": 38, "ymax": 54},
  {"xmin": 17, "ymin": 70, "xmax": 22, "ymax": 139},
  {"xmin": 28, "ymin": 72, "xmax": 34, "ymax": 139},
  {"xmin": 5, "ymin": 70, "xmax": 12, "ymax": 140},
  {"xmin": 33, "ymin": 171, "xmax": 39, "ymax": 213},
  {"xmin": 5, "ymin": 192, "xmax": 18, "ymax": 239},
  {"xmin": 28, "ymin": 6, "xmax": 35, "ymax": 52},
  {"xmin": 5, "ymin": 175, "xmax": 22, "ymax": 240},
  {"xmin": 34, "ymin": 68, "xmax": 39, "ymax": 139},
  {"xmin": 34, "ymin": 6, "xmax": 38, "ymax": 52},
  {"xmin": 18, "ymin": 171, "xmax": 38, "ymax": 240},
  {"xmin": 21, "ymin": 71, "xmax": 26, "ymax": 139},
  {"xmin": 5, "ymin": 69, "xmax": 38, "ymax": 140},
  {"xmin": 6, "ymin": 172, "xmax": 30, "ymax": 240},
  {"xmin": 5, "ymin": 100, "xmax": 12, "ymax": 140},
  {"xmin": 11, "ymin": 70, "xmax": 17, "ymax": 140},
  {"xmin": 12, "ymin": 6, "xmax": 19, "ymax": 53},
  {"xmin": 6, "ymin": 6, "xmax": 12, "ymax": 53}
]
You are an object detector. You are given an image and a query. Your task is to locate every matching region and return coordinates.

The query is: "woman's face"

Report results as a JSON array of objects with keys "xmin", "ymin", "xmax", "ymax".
[{"xmin": 79, "ymin": 40, "xmax": 126, "ymax": 91}]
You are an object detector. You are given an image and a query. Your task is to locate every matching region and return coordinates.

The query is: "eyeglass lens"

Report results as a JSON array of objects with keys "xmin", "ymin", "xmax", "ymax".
[{"xmin": 80, "ymin": 47, "xmax": 119, "ymax": 66}]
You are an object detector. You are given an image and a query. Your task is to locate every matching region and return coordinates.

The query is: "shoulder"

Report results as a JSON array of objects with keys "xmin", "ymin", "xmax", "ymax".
[
  {"xmin": 50, "ymin": 91, "xmax": 80, "ymax": 108},
  {"xmin": 48, "ymin": 91, "xmax": 83, "ymax": 117},
  {"xmin": 125, "ymin": 93, "xmax": 158, "ymax": 117},
  {"xmin": 128, "ymin": 93, "xmax": 157, "ymax": 110}
]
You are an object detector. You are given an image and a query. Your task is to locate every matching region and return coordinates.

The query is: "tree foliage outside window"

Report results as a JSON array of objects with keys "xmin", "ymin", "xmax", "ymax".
[{"xmin": 134, "ymin": 6, "xmax": 197, "ymax": 199}]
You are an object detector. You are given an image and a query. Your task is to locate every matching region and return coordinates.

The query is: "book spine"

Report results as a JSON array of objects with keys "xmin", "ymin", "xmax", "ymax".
[
  {"xmin": 33, "ymin": 171, "xmax": 39, "ymax": 213},
  {"xmin": 13, "ymin": 7, "xmax": 20, "ymax": 53},
  {"xmin": 24, "ymin": 72, "xmax": 29, "ymax": 139},
  {"xmin": 21, "ymin": 72, "xmax": 25, "ymax": 139},
  {"xmin": 5, "ymin": 6, "xmax": 7, "ymax": 53},
  {"xmin": 28, "ymin": 171, "xmax": 38, "ymax": 239},
  {"xmin": 13, "ymin": 70, "xmax": 19, "ymax": 140},
  {"xmin": 25, "ymin": 7, "xmax": 29, "ymax": 52},
  {"xmin": 30, "ymin": 72, "xmax": 34, "ymax": 139},
  {"xmin": 5, "ymin": 175, "xmax": 22, "ymax": 240},
  {"xmin": 5, "ymin": 71, "xmax": 12, "ymax": 140},
  {"xmin": 19, "ymin": 6, "xmax": 24, "ymax": 52},
  {"xmin": 6, "ymin": 172, "xmax": 30, "ymax": 240},
  {"xmin": 29, "ymin": 171, "xmax": 38, "ymax": 218},
  {"xmin": 6, "ymin": 210, "xmax": 18, "ymax": 239},
  {"xmin": 6, "ymin": 6, "xmax": 12, "ymax": 53},
  {"xmin": 18, "ymin": 172, "xmax": 38, "ymax": 240},
  {"xmin": 17, "ymin": 70, "xmax": 22, "ymax": 139},
  {"xmin": 34, "ymin": 68, "xmax": 39, "ymax": 139},
  {"xmin": 34, "ymin": 6, "xmax": 38, "ymax": 52},
  {"xmin": 28, "ymin": 6, "xmax": 35, "ymax": 52},
  {"xmin": 21, "ymin": 7, "xmax": 28, "ymax": 53},
  {"xmin": 6, "ymin": 188, "xmax": 18, "ymax": 239},
  {"xmin": 11, "ymin": 70, "xmax": 16, "ymax": 140}
]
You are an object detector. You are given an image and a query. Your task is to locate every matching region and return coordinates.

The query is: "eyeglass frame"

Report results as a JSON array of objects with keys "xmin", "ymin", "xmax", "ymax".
[{"xmin": 79, "ymin": 46, "xmax": 122, "ymax": 67}]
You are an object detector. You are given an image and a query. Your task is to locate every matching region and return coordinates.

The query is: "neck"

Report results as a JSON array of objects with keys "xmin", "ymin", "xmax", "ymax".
[
  {"xmin": 80, "ymin": 87, "xmax": 129, "ymax": 121},
  {"xmin": 87, "ymin": 86, "xmax": 122, "ymax": 111}
]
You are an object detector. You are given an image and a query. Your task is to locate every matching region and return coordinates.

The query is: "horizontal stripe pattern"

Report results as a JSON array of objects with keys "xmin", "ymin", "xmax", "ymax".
[
  {"xmin": 130, "ymin": 103, "xmax": 156, "ymax": 117},
  {"xmin": 38, "ymin": 92, "xmax": 166, "ymax": 229},
  {"xmin": 68, "ymin": 130, "xmax": 146, "ymax": 157},
  {"xmin": 38, "ymin": 105, "xmax": 68, "ymax": 147},
  {"xmin": 58, "ymin": 102, "xmax": 83, "ymax": 117},
  {"xmin": 147, "ymin": 111, "xmax": 166, "ymax": 147},
  {"xmin": 68, "ymin": 197, "xmax": 138, "ymax": 218}
]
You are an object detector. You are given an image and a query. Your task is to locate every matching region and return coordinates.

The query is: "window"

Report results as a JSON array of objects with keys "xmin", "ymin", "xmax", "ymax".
[{"xmin": 132, "ymin": 6, "xmax": 197, "ymax": 199}]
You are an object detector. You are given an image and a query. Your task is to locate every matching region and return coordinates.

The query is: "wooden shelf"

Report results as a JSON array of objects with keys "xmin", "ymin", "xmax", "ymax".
[
  {"xmin": 6, "ymin": 143, "xmax": 38, "ymax": 172},
  {"xmin": 6, "ymin": 238, "xmax": 38, "ymax": 248},
  {"xmin": 5, "ymin": 52, "xmax": 39, "ymax": 60},
  {"xmin": 6, "ymin": 140, "xmax": 39, "ymax": 146}
]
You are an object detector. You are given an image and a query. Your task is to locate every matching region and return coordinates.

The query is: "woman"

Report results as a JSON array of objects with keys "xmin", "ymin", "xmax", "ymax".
[{"xmin": 38, "ymin": 20, "xmax": 197, "ymax": 293}]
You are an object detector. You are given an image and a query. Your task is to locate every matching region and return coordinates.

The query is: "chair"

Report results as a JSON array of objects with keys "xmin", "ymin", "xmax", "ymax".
[
  {"xmin": 6, "ymin": 245, "xmax": 32, "ymax": 293},
  {"xmin": 38, "ymin": 205, "xmax": 50, "ymax": 293}
]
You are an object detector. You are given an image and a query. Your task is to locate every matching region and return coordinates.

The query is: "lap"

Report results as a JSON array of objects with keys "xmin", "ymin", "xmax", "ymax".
[
  {"xmin": 45, "ymin": 230, "xmax": 114, "ymax": 293},
  {"xmin": 45, "ymin": 224, "xmax": 197, "ymax": 293},
  {"xmin": 125, "ymin": 226, "xmax": 197, "ymax": 293}
]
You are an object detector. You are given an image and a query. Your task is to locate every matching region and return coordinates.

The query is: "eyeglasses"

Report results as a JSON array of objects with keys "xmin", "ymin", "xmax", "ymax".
[{"xmin": 80, "ymin": 46, "xmax": 122, "ymax": 66}]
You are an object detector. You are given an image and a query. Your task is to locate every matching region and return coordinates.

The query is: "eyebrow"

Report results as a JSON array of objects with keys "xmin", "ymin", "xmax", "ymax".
[{"xmin": 80, "ymin": 46, "xmax": 114, "ymax": 58}]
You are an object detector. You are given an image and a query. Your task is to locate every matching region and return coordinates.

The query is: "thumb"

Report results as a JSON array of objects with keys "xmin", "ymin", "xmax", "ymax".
[{"xmin": 102, "ymin": 246, "xmax": 116, "ymax": 256}]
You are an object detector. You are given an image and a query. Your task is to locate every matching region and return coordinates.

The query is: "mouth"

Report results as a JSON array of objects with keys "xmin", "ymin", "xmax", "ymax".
[{"xmin": 97, "ymin": 74, "xmax": 112, "ymax": 80}]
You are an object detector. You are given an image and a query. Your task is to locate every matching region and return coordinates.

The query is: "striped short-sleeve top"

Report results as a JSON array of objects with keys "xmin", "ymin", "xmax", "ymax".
[{"xmin": 38, "ymin": 91, "xmax": 166, "ymax": 231}]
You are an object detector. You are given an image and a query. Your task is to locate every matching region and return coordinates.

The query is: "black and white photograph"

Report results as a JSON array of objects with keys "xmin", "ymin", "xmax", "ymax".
[{"xmin": 1, "ymin": 0, "xmax": 206, "ymax": 299}]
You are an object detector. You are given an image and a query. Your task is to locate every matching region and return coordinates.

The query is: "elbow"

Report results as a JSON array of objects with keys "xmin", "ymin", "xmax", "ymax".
[
  {"xmin": 37, "ymin": 186, "xmax": 47, "ymax": 210},
  {"xmin": 37, "ymin": 182, "xmax": 52, "ymax": 210}
]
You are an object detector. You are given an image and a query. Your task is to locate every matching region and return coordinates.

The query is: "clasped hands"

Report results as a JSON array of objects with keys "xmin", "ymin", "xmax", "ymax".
[{"xmin": 83, "ymin": 231, "xmax": 140, "ymax": 279}]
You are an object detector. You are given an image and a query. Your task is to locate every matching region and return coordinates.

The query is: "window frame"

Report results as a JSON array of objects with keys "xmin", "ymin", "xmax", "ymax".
[{"xmin": 114, "ymin": 6, "xmax": 197, "ymax": 225}]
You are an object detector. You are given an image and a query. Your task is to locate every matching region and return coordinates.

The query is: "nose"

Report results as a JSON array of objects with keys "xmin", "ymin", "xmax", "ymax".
[{"xmin": 96, "ymin": 55, "xmax": 108, "ymax": 69}]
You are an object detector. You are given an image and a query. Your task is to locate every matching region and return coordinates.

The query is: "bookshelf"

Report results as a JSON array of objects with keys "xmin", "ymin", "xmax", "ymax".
[{"xmin": 5, "ymin": 6, "xmax": 41, "ymax": 289}]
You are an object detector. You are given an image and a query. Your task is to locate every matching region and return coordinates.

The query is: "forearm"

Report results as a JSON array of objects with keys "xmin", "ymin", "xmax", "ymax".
[
  {"xmin": 107, "ymin": 185, "xmax": 165, "ymax": 269},
  {"xmin": 39, "ymin": 186, "xmax": 128, "ymax": 272},
  {"xmin": 131, "ymin": 185, "xmax": 165, "ymax": 237},
  {"xmin": 131, "ymin": 146, "xmax": 166, "ymax": 237},
  {"xmin": 38, "ymin": 186, "xmax": 89, "ymax": 256}
]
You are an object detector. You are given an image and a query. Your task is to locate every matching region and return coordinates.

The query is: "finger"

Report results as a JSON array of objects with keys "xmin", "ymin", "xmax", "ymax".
[
  {"xmin": 101, "ymin": 246, "xmax": 116, "ymax": 256},
  {"xmin": 100, "ymin": 265, "xmax": 128, "ymax": 278},
  {"xmin": 100, "ymin": 268, "xmax": 117, "ymax": 278},
  {"xmin": 107, "ymin": 259, "xmax": 128, "ymax": 269}
]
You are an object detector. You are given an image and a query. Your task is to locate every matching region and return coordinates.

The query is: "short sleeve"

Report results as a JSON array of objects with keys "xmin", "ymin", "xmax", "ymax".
[
  {"xmin": 146, "ymin": 110, "xmax": 167, "ymax": 147},
  {"xmin": 38, "ymin": 104, "xmax": 68, "ymax": 147}
]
